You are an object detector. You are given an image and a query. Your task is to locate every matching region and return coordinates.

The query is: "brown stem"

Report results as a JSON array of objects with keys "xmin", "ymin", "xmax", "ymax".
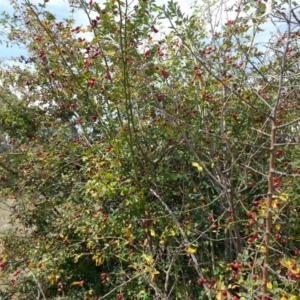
[
  {"xmin": 262, "ymin": 120, "xmax": 276, "ymax": 299},
  {"xmin": 150, "ymin": 188, "xmax": 213, "ymax": 300}
]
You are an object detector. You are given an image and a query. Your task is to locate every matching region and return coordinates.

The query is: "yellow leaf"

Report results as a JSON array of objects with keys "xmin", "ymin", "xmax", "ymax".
[
  {"xmin": 220, "ymin": 43, "xmax": 228, "ymax": 50},
  {"xmin": 73, "ymin": 254, "xmax": 83, "ymax": 263},
  {"xmin": 279, "ymin": 193, "xmax": 289, "ymax": 202},
  {"xmin": 169, "ymin": 229, "xmax": 176, "ymax": 236},
  {"xmin": 47, "ymin": 273, "xmax": 60, "ymax": 285},
  {"xmin": 106, "ymin": 50, "xmax": 116, "ymax": 56},
  {"xmin": 228, "ymin": 284, "xmax": 239, "ymax": 289},
  {"xmin": 150, "ymin": 229, "xmax": 155, "ymax": 237},
  {"xmin": 255, "ymin": 244, "xmax": 265, "ymax": 251},
  {"xmin": 216, "ymin": 291, "xmax": 223, "ymax": 300},
  {"xmin": 71, "ymin": 281, "xmax": 84, "ymax": 286},
  {"xmin": 142, "ymin": 254, "xmax": 154, "ymax": 265},
  {"xmin": 267, "ymin": 281, "xmax": 272, "ymax": 289},
  {"xmin": 275, "ymin": 223, "xmax": 281, "ymax": 231},
  {"xmin": 290, "ymin": 266, "xmax": 300, "ymax": 274},
  {"xmin": 192, "ymin": 162, "xmax": 203, "ymax": 172},
  {"xmin": 149, "ymin": 269, "xmax": 159, "ymax": 280},
  {"xmin": 271, "ymin": 200, "xmax": 278, "ymax": 208},
  {"xmin": 280, "ymin": 258, "xmax": 295, "ymax": 269},
  {"xmin": 92, "ymin": 253, "xmax": 103, "ymax": 266},
  {"xmin": 138, "ymin": 290, "xmax": 146, "ymax": 295},
  {"xmin": 123, "ymin": 228, "xmax": 134, "ymax": 242},
  {"xmin": 185, "ymin": 244, "xmax": 198, "ymax": 254},
  {"xmin": 238, "ymin": 276, "xmax": 244, "ymax": 284},
  {"xmin": 283, "ymin": 296, "xmax": 297, "ymax": 300},
  {"xmin": 185, "ymin": 220, "xmax": 193, "ymax": 230}
]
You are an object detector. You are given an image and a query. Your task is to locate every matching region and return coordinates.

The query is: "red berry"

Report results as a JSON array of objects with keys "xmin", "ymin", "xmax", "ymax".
[
  {"xmin": 88, "ymin": 78, "xmax": 96, "ymax": 88},
  {"xmin": 144, "ymin": 50, "xmax": 151, "ymax": 58},
  {"xmin": 106, "ymin": 146, "xmax": 112, "ymax": 152},
  {"xmin": 233, "ymin": 262, "xmax": 241, "ymax": 269},
  {"xmin": 211, "ymin": 224, "xmax": 218, "ymax": 229},
  {"xmin": 246, "ymin": 211, "xmax": 253, "ymax": 218},
  {"xmin": 151, "ymin": 25, "xmax": 158, "ymax": 33},
  {"xmin": 249, "ymin": 219, "xmax": 255, "ymax": 226},
  {"xmin": 198, "ymin": 278, "xmax": 206, "ymax": 284},
  {"xmin": 226, "ymin": 217, "xmax": 233, "ymax": 223},
  {"xmin": 116, "ymin": 293, "xmax": 123, "ymax": 300}
]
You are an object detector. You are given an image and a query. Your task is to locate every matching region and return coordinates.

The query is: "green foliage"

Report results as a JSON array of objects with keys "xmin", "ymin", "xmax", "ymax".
[{"xmin": 0, "ymin": 0, "xmax": 300, "ymax": 299}]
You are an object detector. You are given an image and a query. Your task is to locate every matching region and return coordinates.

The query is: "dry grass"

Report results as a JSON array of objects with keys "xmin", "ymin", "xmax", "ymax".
[
  {"xmin": 0, "ymin": 198, "xmax": 14, "ymax": 233},
  {"xmin": 0, "ymin": 198, "xmax": 13, "ymax": 295}
]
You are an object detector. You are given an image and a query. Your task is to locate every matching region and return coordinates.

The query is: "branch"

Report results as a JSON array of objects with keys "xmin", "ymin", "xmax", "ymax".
[
  {"xmin": 101, "ymin": 275, "xmax": 139, "ymax": 299},
  {"xmin": 150, "ymin": 188, "xmax": 213, "ymax": 300},
  {"xmin": 29, "ymin": 270, "xmax": 46, "ymax": 300},
  {"xmin": 276, "ymin": 117, "xmax": 300, "ymax": 129}
]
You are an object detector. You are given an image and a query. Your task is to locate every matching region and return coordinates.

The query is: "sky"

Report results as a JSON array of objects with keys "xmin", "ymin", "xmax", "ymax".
[
  {"xmin": 0, "ymin": 0, "xmax": 279, "ymax": 62},
  {"xmin": 0, "ymin": 0, "xmax": 195, "ymax": 60}
]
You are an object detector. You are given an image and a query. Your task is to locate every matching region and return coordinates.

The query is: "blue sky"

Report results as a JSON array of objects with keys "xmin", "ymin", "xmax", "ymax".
[
  {"xmin": 0, "ymin": 0, "xmax": 277, "ymax": 61},
  {"xmin": 0, "ymin": 0, "xmax": 194, "ymax": 60}
]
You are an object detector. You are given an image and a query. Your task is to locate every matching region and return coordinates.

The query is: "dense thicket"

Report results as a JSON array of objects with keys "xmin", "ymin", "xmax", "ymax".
[{"xmin": 1, "ymin": 0, "xmax": 300, "ymax": 299}]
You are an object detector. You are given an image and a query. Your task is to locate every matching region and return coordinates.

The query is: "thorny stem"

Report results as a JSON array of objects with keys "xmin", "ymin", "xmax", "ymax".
[
  {"xmin": 150, "ymin": 188, "xmax": 213, "ymax": 300},
  {"xmin": 262, "ymin": 1, "xmax": 292, "ymax": 299}
]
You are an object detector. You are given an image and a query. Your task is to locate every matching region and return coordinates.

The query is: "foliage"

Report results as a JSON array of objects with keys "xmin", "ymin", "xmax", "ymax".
[{"xmin": 0, "ymin": 0, "xmax": 300, "ymax": 299}]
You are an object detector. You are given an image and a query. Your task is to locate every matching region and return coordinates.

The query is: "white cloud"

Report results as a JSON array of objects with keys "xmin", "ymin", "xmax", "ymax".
[{"xmin": 0, "ymin": 0, "xmax": 283, "ymax": 61}]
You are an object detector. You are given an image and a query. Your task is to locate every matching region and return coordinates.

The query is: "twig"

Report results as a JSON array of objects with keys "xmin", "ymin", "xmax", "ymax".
[
  {"xmin": 29, "ymin": 269, "xmax": 46, "ymax": 300},
  {"xmin": 101, "ymin": 275, "xmax": 139, "ymax": 299},
  {"xmin": 150, "ymin": 188, "xmax": 213, "ymax": 300}
]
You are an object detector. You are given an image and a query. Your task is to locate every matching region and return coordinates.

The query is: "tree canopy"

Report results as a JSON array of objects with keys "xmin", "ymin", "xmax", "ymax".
[{"xmin": 1, "ymin": 0, "xmax": 300, "ymax": 299}]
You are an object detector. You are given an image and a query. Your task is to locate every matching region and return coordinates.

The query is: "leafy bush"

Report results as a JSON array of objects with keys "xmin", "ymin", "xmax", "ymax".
[{"xmin": 1, "ymin": 0, "xmax": 300, "ymax": 299}]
